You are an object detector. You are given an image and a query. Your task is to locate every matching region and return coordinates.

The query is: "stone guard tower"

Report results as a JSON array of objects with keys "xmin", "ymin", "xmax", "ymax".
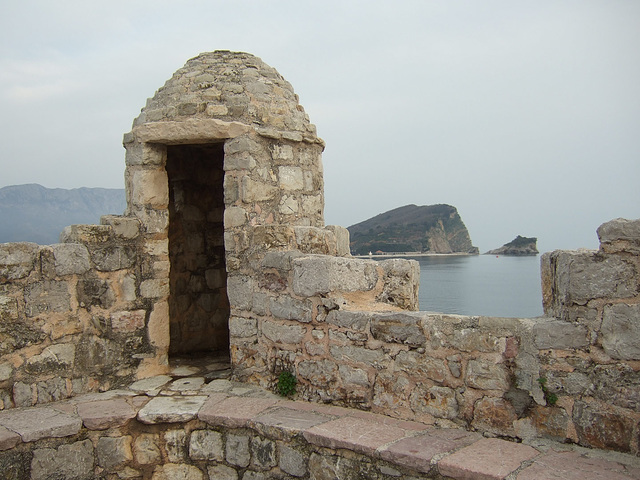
[{"xmin": 123, "ymin": 51, "xmax": 419, "ymax": 387}]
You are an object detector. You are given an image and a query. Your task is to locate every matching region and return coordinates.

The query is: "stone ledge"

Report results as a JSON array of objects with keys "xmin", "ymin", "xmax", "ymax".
[{"xmin": 0, "ymin": 379, "xmax": 638, "ymax": 480}]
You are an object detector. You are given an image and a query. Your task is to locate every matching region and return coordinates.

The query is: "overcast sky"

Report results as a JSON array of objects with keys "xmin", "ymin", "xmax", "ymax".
[{"xmin": 1, "ymin": 1, "xmax": 638, "ymax": 253}]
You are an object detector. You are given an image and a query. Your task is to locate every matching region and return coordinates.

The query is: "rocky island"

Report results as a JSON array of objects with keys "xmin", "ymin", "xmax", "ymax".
[
  {"xmin": 348, "ymin": 204, "xmax": 479, "ymax": 255},
  {"xmin": 485, "ymin": 235, "xmax": 539, "ymax": 255}
]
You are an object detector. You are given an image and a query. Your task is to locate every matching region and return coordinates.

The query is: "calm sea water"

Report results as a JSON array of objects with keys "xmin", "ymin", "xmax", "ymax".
[{"xmin": 408, "ymin": 255, "xmax": 543, "ymax": 318}]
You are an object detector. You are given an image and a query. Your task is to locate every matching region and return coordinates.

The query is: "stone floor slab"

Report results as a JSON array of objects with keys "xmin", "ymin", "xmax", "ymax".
[
  {"xmin": 517, "ymin": 450, "xmax": 639, "ymax": 480},
  {"xmin": 0, "ymin": 425, "xmax": 21, "ymax": 450},
  {"xmin": 128, "ymin": 375, "xmax": 172, "ymax": 395},
  {"xmin": 137, "ymin": 395, "xmax": 208, "ymax": 424},
  {"xmin": 168, "ymin": 377, "xmax": 205, "ymax": 392},
  {"xmin": 76, "ymin": 397, "xmax": 138, "ymax": 430},
  {"xmin": 379, "ymin": 428, "xmax": 481, "ymax": 473},
  {"xmin": 199, "ymin": 395, "xmax": 279, "ymax": 428},
  {"xmin": 0, "ymin": 406, "xmax": 82, "ymax": 442},
  {"xmin": 303, "ymin": 415, "xmax": 410, "ymax": 456},
  {"xmin": 438, "ymin": 437, "xmax": 539, "ymax": 480}
]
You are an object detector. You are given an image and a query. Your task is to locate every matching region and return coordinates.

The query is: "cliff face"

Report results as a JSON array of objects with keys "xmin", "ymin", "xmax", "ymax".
[
  {"xmin": 485, "ymin": 235, "xmax": 539, "ymax": 256},
  {"xmin": 347, "ymin": 204, "xmax": 478, "ymax": 255}
]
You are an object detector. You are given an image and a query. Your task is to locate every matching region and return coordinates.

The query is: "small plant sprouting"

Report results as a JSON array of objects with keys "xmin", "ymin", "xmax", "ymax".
[
  {"xmin": 537, "ymin": 377, "xmax": 558, "ymax": 406},
  {"xmin": 277, "ymin": 370, "xmax": 297, "ymax": 397}
]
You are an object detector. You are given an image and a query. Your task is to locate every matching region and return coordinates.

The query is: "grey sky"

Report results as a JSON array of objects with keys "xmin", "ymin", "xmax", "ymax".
[{"xmin": 1, "ymin": 1, "xmax": 638, "ymax": 253}]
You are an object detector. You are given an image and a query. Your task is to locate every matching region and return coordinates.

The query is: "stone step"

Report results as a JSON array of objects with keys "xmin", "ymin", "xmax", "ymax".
[{"xmin": 0, "ymin": 376, "xmax": 638, "ymax": 479}]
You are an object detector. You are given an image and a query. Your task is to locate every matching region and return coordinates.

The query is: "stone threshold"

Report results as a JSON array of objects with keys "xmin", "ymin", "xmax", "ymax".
[{"xmin": 1, "ymin": 376, "xmax": 639, "ymax": 479}]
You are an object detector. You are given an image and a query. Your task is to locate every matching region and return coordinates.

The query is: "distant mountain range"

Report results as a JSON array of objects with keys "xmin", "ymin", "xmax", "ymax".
[
  {"xmin": 0, "ymin": 184, "xmax": 126, "ymax": 245},
  {"xmin": 347, "ymin": 204, "xmax": 478, "ymax": 255}
]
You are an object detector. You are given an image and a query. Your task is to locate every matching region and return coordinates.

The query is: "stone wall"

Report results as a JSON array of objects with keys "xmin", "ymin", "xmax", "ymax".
[
  {"xmin": 0, "ymin": 216, "xmax": 156, "ymax": 409},
  {"xmin": 0, "ymin": 50, "xmax": 638, "ymax": 457}
]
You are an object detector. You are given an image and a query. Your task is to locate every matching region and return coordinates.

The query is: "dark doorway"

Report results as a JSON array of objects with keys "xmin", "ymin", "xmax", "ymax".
[{"xmin": 166, "ymin": 143, "xmax": 229, "ymax": 359}]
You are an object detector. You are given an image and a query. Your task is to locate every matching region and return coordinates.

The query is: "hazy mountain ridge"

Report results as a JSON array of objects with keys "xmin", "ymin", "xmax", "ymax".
[
  {"xmin": 0, "ymin": 184, "xmax": 126, "ymax": 244},
  {"xmin": 347, "ymin": 204, "xmax": 478, "ymax": 255}
]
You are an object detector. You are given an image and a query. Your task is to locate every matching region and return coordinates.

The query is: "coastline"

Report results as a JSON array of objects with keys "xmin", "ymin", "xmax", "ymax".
[{"xmin": 354, "ymin": 252, "xmax": 476, "ymax": 259}]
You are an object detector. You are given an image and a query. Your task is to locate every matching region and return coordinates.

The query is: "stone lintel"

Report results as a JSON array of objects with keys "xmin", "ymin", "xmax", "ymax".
[{"xmin": 131, "ymin": 118, "xmax": 251, "ymax": 144}]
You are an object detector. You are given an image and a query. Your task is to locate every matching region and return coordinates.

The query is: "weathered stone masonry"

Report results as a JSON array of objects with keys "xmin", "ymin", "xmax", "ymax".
[{"xmin": 1, "ymin": 51, "xmax": 639, "ymax": 459}]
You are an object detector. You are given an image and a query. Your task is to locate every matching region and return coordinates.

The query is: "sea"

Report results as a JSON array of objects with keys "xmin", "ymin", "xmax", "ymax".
[{"xmin": 393, "ymin": 255, "xmax": 543, "ymax": 318}]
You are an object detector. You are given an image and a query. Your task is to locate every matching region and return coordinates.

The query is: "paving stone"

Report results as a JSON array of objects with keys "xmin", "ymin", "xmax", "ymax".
[
  {"xmin": 128, "ymin": 375, "xmax": 173, "ymax": 395},
  {"xmin": 0, "ymin": 406, "xmax": 82, "ymax": 442},
  {"xmin": 0, "ymin": 425, "xmax": 21, "ymax": 450},
  {"xmin": 76, "ymin": 397, "xmax": 138, "ymax": 429},
  {"xmin": 168, "ymin": 377, "xmax": 205, "ymax": 392},
  {"xmin": 379, "ymin": 428, "xmax": 481, "ymax": 473},
  {"xmin": 201, "ymin": 379, "xmax": 234, "ymax": 392},
  {"xmin": 138, "ymin": 395, "xmax": 208, "ymax": 424},
  {"xmin": 438, "ymin": 437, "xmax": 539, "ymax": 480},
  {"xmin": 170, "ymin": 365, "xmax": 201, "ymax": 377},
  {"xmin": 517, "ymin": 450, "xmax": 638, "ymax": 480},
  {"xmin": 199, "ymin": 394, "xmax": 278, "ymax": 428},
  {"xmin": 303, "ymin": 415, "xmax": 410, "ymax": 456},
  {"xmin": 30, "ymin": 439, "xmax": 94, "ymax": 480}
]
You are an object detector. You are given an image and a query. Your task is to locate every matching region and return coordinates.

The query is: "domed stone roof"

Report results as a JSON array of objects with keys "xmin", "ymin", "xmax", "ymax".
[{"xmin": 133, "ymin": 51, "xmax": 320, "ymax": 144}]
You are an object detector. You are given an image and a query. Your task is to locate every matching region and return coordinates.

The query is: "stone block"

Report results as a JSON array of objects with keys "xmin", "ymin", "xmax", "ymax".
[
  {"xmin": 0, "ymin": 406, "xmax": 82, "ymax": 442},
  {"xmin": 330, "ymin": 345, "xmax": 386, "ymax": 367},
  {"xmin": 370, "ymin": 313, "xmax": 426, "ymax": 347},
  {"xmin": 471, "ymin": 396, "xmax": 517, "ymax": 436},
  {"xmin": 326, "ymin": 310, "xmax": 372, "ymax": 331},
  {"xmin": 164, "ymin": 429, "xmax": 187, "ymax": 463},
  {"xmin": 199, "ymin": 395, "xmax": 278, "ymax": 429},
  {"xmin": 97, "ymin": 435, "xmax": 133, "ymax": 469},
  {"xmin": 240, "ymin": 176, "xmax": 277, "ymax": 202},
  {"xmin": 262, "ymin": 320, "xmax": 306, "ymax": 344},
  {"xmin": 226, "ymin": 433, "xmax": 250, "ymax": 467},
  {"xmin": 292, "ymin": 255, "xmax": 378, "ymax": 297},
  {"xmin": 597, "ymin": 217, "xmax": 640, "ymax": 254},
  {"xmin": 26, "ymin": 343, "xmax": 75, "ymax": 373},
  {"xmin": 91, "ymin": 245, "xmax": 137, "ymax": 271},
  {"xmin": 395, "ymin": 351, "xmax": 448, "ymax": 383},
  {"xmin": 130, "ymin": 168, "xmax": 169, "ymax": 207},
  {"xmin": 338, "ymin": 364, "xmax": 369, "ymax": 387},
  {"xmin": 533, "ymin": 319, "xmax": 589, "ymax": 350},
  {"xmin": 601, "ymin": 303, "xmax": 640, "ymax": 360},
  {"xmin": 438, "ymin": 437, "xmax": 538, "ymax": 480},
  {"xmin": 207, "ymin": 464, "xmax": 239, "ymax": 480},
  {"xmin": 303, "ymin": 416, "xmax": 409, "ymax": 457},
  {"xmin": 100, "ymin": 215, "xmax": 141, "ymax": 239},
  {"xmin": 269, "ymin": 296, "xmax": 312, "ymax": 323},
  {"xmin": 229, "ymin": 317, "xmax": 258, "ymax": 338},
  {"xmin": 253, "ymin": 407, "xmax": 333, "ymax": 437},
  {"xmin": 51, "ymin": 243, "xmax": 91, "ymax": 276},
  {"xmin": 227, "ymin": 275, "xmax": 253, "ymax": 310},
  {"xmin": 379, "ymin": 428, "xmax": 480, "ymax": 474},
  {"xmin": 279, "ymin": 444, "xmax": 307, "ymax": 477},
  {"xmin": 0, "ymin": 242, "xmax": 39, "ymax": 282},
  {"xmin": 77, "ymin": 397, "xmax": 137, "ymax": 430},
  {"xmin": 77, "ymin": 276, "xmax": 115, "ymax": 309},
  {"xmin": 279, "ymin": 166, "xmax": 304, "ymax": 190},
  {"xmin": 111, "ymin": 310, "xmax": 146, "ymax": 333},
  {"xmin": 138, "ymin": 395, "xmax": 207, "ymax": 423},
  {"xmin": 324, "ymin": 225, "xmax": 350, "ymax": 256},
  {"xmin": 151, "ymin": 463, "xmax": 204, "ymax": 480},
  {"xmin": 548, "ymin": 250, "xmax": 636, "ymax": 307},
  {"xmin": 573, "ymin": 400, "xmax": 634, "ymax": 451},
  {"xmin": 261, "ymin": 250, "xmax": 303, "ymax": 271},
  {"xmin": 133, "ymin": 433, "xmax": 162, "ymax": 464},
  {"xmin": 0, "ymin": 295, "xmax": 18, "ymax": 322},
  {"xmin": 0, "ymin": 362, "xmax": 13, "ymax": 382},
  {"xmin": 449, "ymin": 328, "xmax": 502, "ymax": 353},
  {"xmin": 251, "ymin": 436, "xmax": 277, "ymax": 469},
  {"xmin": 377, "ymin": 258, "xmax": 420, "ymax": 310},
  {"xmin": 224, "ymin": 206, "xmax": 247, "ymax": 227},
  {"xmin": 0, "ymin": 425, "xmax": 20, "ymax": 451},
  {"xmin": 189, "ymin": 429, "xmax": 224, "ymax": 461},
  {"xmin": 24, "ymin": 280, "xmax": 71, "ymax": 317},
  {"xmin": 409, "ymin": 384, "xmax": 458, "ymax": 419},
  {"xmin": 518, "ymin": 450, "xmax": 637, "ymax": 480},
  {"xmin": 466, "ymin": 359, "xmax": 511, "ymax": 391},
  {"xmin": 30, "ymin": 440, "xmax": 94, "ymax": 480},
  {"xmin": 59, "ymin": 224, "xmax": 112, "ymax": 244},
  {"xmin": 140, "ymin": 278, "xmax": 170, "ymax": 298}
]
